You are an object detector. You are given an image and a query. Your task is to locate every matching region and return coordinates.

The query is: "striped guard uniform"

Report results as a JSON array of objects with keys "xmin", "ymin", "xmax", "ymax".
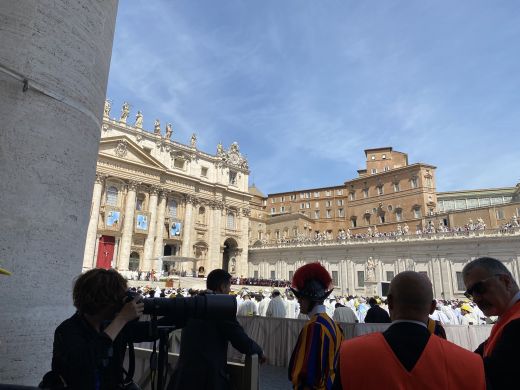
[{"xmin": 288, "ymin": 310, "xmax": 344, "ymax": 390}]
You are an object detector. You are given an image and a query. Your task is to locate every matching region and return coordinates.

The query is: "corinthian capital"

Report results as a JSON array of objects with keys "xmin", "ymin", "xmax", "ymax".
[
  {"xmin": 127, "ymin": 180, "xmax": 140, "ymax": 191},
  {"xmin": 95, "ymin": 173, "xmax": 107, "ymax": 184},
  {"xmin": 149, "ymin": 185, "xmax": 161, "ymax": 196}
]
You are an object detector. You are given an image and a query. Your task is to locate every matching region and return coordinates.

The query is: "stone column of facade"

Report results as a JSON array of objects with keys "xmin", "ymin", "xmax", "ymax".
[
  {"xmin": 93, "ymin": 234, "xmax": 101, "ymax": 267},
  {"xmin": 208, "ymin": 201, "xmax": 223, "ymax": 271},
  {"xmin": 0, "ymin": 1, "xmax": 119, "ymax": 384},
  {"xmin": 152, "ymin": 192, "xmax": 167, "ymax": 260},
  {"xmin": 117, "ymin": 181, "xmax": 139, "ymax": 271},
  {"xmin": 82, "ymin": 173, "xmax": 105, "ymax": 270},
  {"xmin": 181, "ymin": 195, "xmax": 195, "ymax": 258},
  {"xmin": 237, "ymin": 207, "xmax": 250, "ymax": 276},
  {"xmin": 142, "ymin": 186, "xmax": 159, "ymax": 272}
]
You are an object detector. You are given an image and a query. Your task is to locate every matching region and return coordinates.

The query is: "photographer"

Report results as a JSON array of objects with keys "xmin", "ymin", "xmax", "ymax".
[{"xmin": 46, "ymin": 268, "xmax": 174, "ymax": 390}]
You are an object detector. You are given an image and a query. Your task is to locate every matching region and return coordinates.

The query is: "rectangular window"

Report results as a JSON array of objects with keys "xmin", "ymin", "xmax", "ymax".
[
  {"xmin": 305, "ymin": 192, "xmax": 310, "ymax": 199},
  {"xmin": 326, "ymin": 209, "xmax": 332, "ymax": 218},
  {"xmin": 300, "ymin": 203, "xmax": 305, "ymax": 209},
  {"xmin": 455, "ymin": 199, "xmax": 466, "ymax": 210},
  {"xmin": 271, "ymin": 198, "xmax": 276, "ymax": 203},
  {"xmin": 349, "ymin": 192, "xmax": 356, "ymax": 201},
  {"xmin": 425, "ymin": 177, "xmax": 432, "ymax": 187},
  {"xmin": 338, "ymin": 208, "xmax": 344, "ymax": 217},
  {"xmin": 293, "ymin": 227, "xmax": 298, "ymax": 236},
  {"xmin": 174, "ymin": 159, "xmax": 185, "ymax": 169},
  {"xmin": 315, "ymin": 202, "xmax": 320, "ymax": 208},
  {"xmin": 363, "ymin": 188, "xmax": 369, "ymax": 198},
  {"xmin": 326, "ymin": 200, "xmax": 332, "ymax": 207},
  {"xmin": 314, "ymin": 192, "xmax": 320, "ymax": 198},
  {"xmin": 496, "ymin": 209, "xmax": 505, "ymax": 219},
  {"xmin": 325, "ymin": 190, "xmax": 332, "ymax": 197},
  {"xmin": 314, "ymin": 210, "xmax": 320, "ymax": 219},
  {"xmin": 357, "ymin": 271, "xmax": 365, "ymax": 287},
  {"xmin": 393, "ymin": 182, "xmax": 400, "ymax": 192},
  {"xmin": 480, "ymin": 198, "xmax": 490, "ymax": 207},
  {"xmin": 456, "ymin": 272, "xmax": 465, "ymax": 291},
  {"xmin": 270, "ymin": 270, "xmax": 276, "ymax": 280},
  {"xmin": 410, "ymin": 177, "xmax": 418, "ymax": 189},
  {"xmin": 228, "ymin": 171, "xmax": 237, "ymax": 185},
  {"xmin": 414, "ymin": 208, "xmax": 421, "ymax": 218},
  {"xmin": 396, "ymin": 210, "xmax": 402, "ymax": 222},
  {"xmin": 262, "ymin": 200, "xmax": 266, "ymax": 206},
  {"xmin": 386, "ymin": 271, "xmax": 395, "ymax": 281},
  {"xmin": 332, "ymin": 271, "xmax": 339, "ymax": 286},
  {"xmin": 351, "ymin": 219, "xmax": 357, "ymax": 228},
  {"xmin": 201, "ymin": 167, "xmax": 208, "ymax": 177},
  {"xmin": 384, "ymin": 166, "xmax": 390, "ymax": 172},
  {"xmin": 336, "ymin": 189, "xmax": 343, "ymax": 195},
  {"xmin": 379, "ymin": 214, "xmax": 385, "ymax": 223},
  {"xmin": 280, "ymin": 206, "xmax": 285, "ymax": 213},
  {"xmin": 300, "ymin": 193, "xmax": 304, "ymax": 199},
  {"xmin": 377, "ymin": 186, "xmax": 384, "ymax": 195},
  {"xmin": 467, "ymin": 198, "xmax": 478, "ymax": 209},
  {"xmin": 290, "ymin": 194, "xmax": 296, "ymax": 201},
  {"xmin": 371, "ymin": 168, "xmax": 377, "ymax": 174},
  {"xmin": 270, "ymin": 207, "xmax": 275, "ymax": 214},
  {"xmin": 136, "ymin": 198, "xmax": 144, "ymax": 211},
  {"xmin": 337, "ymin": 199, "xmax": 344, "ymax": 206},
  {"xmin": 306, "ymin": 202, "xmax": 310, "ymax": 209},
  {"xmin": 258, "ymin": 231, "xmax": 263, "ymax": 240}
]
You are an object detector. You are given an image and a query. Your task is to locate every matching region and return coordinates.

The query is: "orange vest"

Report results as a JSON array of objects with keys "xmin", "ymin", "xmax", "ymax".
[
  {"xmin": 484, "ymin": 300, "xmax": 520, "ymax": 357},
  {"xmin": 339, "ymin": 332, "xmax": 485, "ymax": 390}
]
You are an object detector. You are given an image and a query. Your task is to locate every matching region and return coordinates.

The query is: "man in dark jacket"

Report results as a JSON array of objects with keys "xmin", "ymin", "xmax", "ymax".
[
  {"xmin": 364, "ymin": 297, "xmax": 391, "ymax": 323},
  {"xmin": 168, "ymin": 269, "xmax": 265, "ymax": 390}
]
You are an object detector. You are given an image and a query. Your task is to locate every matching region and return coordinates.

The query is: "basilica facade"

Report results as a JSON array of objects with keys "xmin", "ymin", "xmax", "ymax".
[{"xmin": 82, "ymin": 101, "xmax": 252, "ymax": 277}]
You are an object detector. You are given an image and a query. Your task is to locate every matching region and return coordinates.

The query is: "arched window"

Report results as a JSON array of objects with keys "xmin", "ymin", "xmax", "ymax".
[
  {"xmin": 106, "ymin": 186, "xmax": 118, "ymax": 206},
  {"xmin": 168, "ymin": 200, "xmax": 178, "ymax": 218},
  {"xmin": 227, "ymin": 212, "xmax": 235, "ymax": 229}
]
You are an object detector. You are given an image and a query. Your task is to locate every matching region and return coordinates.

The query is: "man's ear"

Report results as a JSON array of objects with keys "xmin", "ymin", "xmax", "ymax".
[{"xmin": 429, "ymin": 300, "xmax": 436, "ymax": 315}]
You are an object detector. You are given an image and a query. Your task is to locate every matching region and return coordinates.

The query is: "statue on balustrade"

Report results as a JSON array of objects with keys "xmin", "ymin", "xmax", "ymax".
[
  {"xmin": 120, "ymin": 102, "xmax": 130, "ymax": 123},
  {"xmin": 165, "ymin": 123, "xmax": 173, "ymax": 139},
  {"xmin": 134, "ymin": 111, "xmax": 143, "ymax": 128},
  {"xmin": 190, "ymin": 133, "xmax": 197, "ymax": 148},
  {"xmin": 154, "ymin": 119, "xmax": 161, "ymax": 135},
  {"xmin": 104, "ymin": 99, "xmax": 111, "ymax": 117},
  {"xmin": 366, "ymin": 257, "xmax": 376, "ymax": 282}
]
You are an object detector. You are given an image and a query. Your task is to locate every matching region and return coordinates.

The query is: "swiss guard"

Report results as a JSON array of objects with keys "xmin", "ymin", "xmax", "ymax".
[{"xmin": 288, "ymin": 262, "xmax": 343, "ymax": 390}]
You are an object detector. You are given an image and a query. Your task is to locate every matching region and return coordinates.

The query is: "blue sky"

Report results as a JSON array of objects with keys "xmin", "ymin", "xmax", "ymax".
[{"xmin": 107, "ymin": 1, "xmax": 520, "ymax": 195}]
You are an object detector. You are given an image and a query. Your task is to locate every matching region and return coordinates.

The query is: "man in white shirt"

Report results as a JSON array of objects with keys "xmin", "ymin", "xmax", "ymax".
[
  {"xmin": 266, "ymin": 290, "xmax": 287, "ymax": 318},
  {"xmin": 333, "ymin": 303, "xmax": 358, "ymax": 323},
  {"xmin": 237, "ymin": 293, "xmax": 257, "ymax": 316},
  {"xmin": 258, "ymin": 291, "xmax": 271, "ymax": 317},
  {"xmin": 285, "ymin": 291, "xmax": 299, "ymax": 319}
]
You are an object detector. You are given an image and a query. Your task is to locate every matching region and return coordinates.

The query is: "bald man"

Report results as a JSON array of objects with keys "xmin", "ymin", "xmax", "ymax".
[{"xmin": 334, "ymin": 271, "xmax": 485, "ymax": 390}]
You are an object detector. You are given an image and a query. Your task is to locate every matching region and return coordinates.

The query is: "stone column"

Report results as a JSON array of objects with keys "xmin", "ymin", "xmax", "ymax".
[
  {"xmin": 0, "ymin": 1, "xmax": 118, "ymax": 384},
  {"xmin": 142, "ymin": 186, "xmax": 159, "ymax": 271},
  {"xmin": 181, "ymin": 195, "xmax": 195, "ymax": 257},
  {"xmin": 117, "ymin": 181, "xmax": 138, "ymax": 271},
  {"xmin": 208, "ymin": 201, "xmax": 223, "ymax": 271},
  {"xmin": 152, "ymin": 192, "xmax": 167, "ymax": 259},
  {"xmin": 82, "ymin": 173, "xmax": 105, "ymax": 270},
  {"xmin": 92, "ymin": 234, "xmax": 101, "ymax": 267}
]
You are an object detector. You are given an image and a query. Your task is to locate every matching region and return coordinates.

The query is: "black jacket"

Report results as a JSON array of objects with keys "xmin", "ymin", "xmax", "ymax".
[
  {"xmin": 51, "ymin": 312, "xmax": 173, "ymax": 390},
  {"xmin": 168, "ymin": 317, "xmax": 263, "ymax": 390},
  {"xmin": 364, "ymin": 305, "xmax": 391, "ymax": 323},
  {"xmin": 476, "ymin": 317, "xmax": 520, "ymax": 390}
]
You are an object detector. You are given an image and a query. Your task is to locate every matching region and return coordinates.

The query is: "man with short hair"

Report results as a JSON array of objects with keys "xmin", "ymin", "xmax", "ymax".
[
  {"xmin": 332, "ymin": 302, "xmax": 358, "ymax": 323},
  {"xmin": 266, "ymin": 289, "xmax": 287, "ymax": 318},
  {"xmin": 463, "ymin": 256, "xmax": 520, "ymax": 389},
  {"xmin": 169, "ymin": 269, "xmax": 265, "ymax": 390},
  {"xmin": 364, "ymin": 297, "xmax": 391, "ymax": 323},
  {"xmin": 334, "ymin": 271, "xmax": 485, "ymax": 389}
]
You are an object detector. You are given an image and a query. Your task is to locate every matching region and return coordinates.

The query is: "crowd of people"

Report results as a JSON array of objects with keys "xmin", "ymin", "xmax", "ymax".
[
  {"xmin": 37, "ymin": 255, "xmax": 520, "ymax": 390},
  {"xmin": 255, "ymin": 215, "xmax": 520, "ymax": 247}
]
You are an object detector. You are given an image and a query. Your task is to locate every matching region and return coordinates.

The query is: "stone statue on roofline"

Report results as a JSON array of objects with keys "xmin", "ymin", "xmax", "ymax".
[
  {"xmin": 134, "ymin": 111, "xmax": 143, "ymax": 128},
  {"xmin": 120, "ymin": 102, "xmax": 130, "ymax": 123},
  {"xmin": 165, "ymin": 123, "xmax": 173, "ymax": 139},
  {"xmin": 104, "ymin": 99, "xmax": 111, "ymax": 117},
  {"xmin": 217, "ymin": 142, "xmax": 224, "ymax": 156},
  {"xmin": 190, "ymin": 133, "xmax": 197, "ymax": 148},
  {"xmin": 154, "ymin": 119, "xmax": 161, "ymax": 135}
]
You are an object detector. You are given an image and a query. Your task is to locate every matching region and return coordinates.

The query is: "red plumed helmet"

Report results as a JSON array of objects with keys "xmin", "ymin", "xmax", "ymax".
[{"xmin": 291, "ymin": 262, "xmax": 333, "ymax": 301}]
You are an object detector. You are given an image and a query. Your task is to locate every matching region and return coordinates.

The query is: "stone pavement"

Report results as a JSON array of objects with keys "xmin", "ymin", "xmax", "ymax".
[{"xmin": 259, "ymin": 365, "xmax": 291, "ymax": 389}]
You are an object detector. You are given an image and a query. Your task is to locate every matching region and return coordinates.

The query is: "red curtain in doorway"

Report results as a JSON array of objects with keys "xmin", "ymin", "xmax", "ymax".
[{"xmin": 97, "ymin": 235, "xmax": 115, "ymax": 269}]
